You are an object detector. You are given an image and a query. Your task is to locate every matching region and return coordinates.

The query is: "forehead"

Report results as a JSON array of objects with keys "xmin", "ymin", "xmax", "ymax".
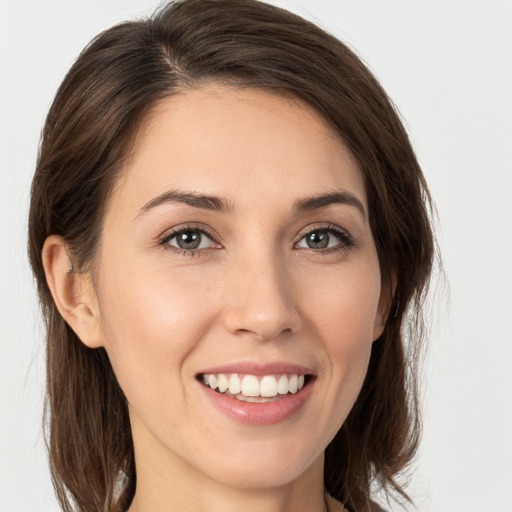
[{"xmin": 109, "ymin": 85, "xmax": 366, "ymax": 216}]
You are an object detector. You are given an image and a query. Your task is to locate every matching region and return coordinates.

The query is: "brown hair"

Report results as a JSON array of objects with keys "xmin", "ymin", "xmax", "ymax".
[{"xmin": 28, "ymin": 1, "xmax": 435, "ymax": 511}]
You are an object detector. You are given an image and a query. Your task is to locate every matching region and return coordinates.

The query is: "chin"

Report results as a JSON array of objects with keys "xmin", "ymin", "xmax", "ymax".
[{"xmin": 195, "ymin": 438, "xmax": 323, "ymax": 490}]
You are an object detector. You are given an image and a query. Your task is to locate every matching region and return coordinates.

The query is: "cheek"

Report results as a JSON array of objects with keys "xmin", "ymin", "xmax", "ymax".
[
  {"xmin": 303, "ymin": 260, "xmax": 382, "ymax": 350},
  {"xmin": 301, "ymin": 260, "xmax": 381, "ymax": 416},
  {"xmin": 96, "ymin": 261, "xmax": 218, "ymax": 403}
]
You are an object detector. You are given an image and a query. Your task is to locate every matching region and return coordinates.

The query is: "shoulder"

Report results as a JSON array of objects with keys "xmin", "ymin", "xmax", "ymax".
[
  {"xmin": 326, "ymin": 494, "xmax": 345, "ymax": 512},
  {"xmin": 326, "ymin": 494, "xmax": 388, "ymax": 512}
]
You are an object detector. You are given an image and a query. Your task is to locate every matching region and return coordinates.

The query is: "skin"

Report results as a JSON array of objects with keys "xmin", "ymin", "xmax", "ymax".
[{"xmin": 43, "ymin": 85, "xmax": 386, "ymax": 512}]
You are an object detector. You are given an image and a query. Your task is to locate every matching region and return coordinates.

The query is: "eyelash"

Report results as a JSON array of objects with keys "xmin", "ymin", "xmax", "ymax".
[
  {"xmin": 158, "ymin": 223, "xmax": 355, "ymax": 257},
  {"xmin": 294, "ymin": 223, "xmax": 355, "ymax": 255},
  {"xmin": 159, "ymin": 224, "xmax": 219, "ymax": 257}
]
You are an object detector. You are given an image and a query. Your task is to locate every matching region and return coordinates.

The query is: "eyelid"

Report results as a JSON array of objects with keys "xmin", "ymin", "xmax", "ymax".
[
  {"xmin": 157, "ymin": 222, "xmax": 354, "ymax": 257},
  {"xmin": 294, "ymin": 223, "xmax": 355, "ymax": 250},
  {"xmin": 158, "ymin": 223, "xmax": 222, "ymax": 251}
]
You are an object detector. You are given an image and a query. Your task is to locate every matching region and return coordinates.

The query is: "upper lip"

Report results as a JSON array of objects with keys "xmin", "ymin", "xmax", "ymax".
[{"xmin": 197, "ymin": 361, "xmax": 315, "ymax": 377}]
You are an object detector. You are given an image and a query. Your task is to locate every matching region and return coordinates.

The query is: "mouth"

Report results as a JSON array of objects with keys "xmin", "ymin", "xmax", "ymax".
[
  {"xmin": 196, "ymin": 363, "xmax": 316, "ymax": 424},
  {"xmin": 197, "ymin": 372, "xmax": 312, "ymax": 403}
]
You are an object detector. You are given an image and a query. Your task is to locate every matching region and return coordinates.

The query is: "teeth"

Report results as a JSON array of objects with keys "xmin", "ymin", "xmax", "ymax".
[
  {"xmin": 228, "ymin": 374, "xmax": 242, "ymax": 394},
  {"xmin": 288, "ymin": 374, "xmax": 298, "ymax": 393},
  {"xmin": 201, "ymin": 373, "xmax": 307, "ymax": 398},
  {"xmin": 217, "ymin": 373, "xmax": 229, "ymax": 393},
  {"xmin": 277, "ymin": 375, "xmax": 289, "ymax": 395},
  {"xmin": 260, "ymin": 375, "xmax": 277, "ymax": 397},
  {"xmin": 208, "ymin": 374, "xmax": 218, "ymax": 390},
  {"xmin": 241, "ymin": 375, "xmax": 260, "ymax": 397}
]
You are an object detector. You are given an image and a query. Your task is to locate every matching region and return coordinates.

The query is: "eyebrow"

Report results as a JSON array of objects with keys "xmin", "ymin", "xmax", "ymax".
[
  {"xmin": 137, "ymin": 188, "xmax": 366, "ymax": 219},
  {"xmin": 138, "ymin": 189, "xmax": 233, "ymax": 217},
  {"xmin": 293, "ymin": 191, "xmax": 367, "ymax": 219}
]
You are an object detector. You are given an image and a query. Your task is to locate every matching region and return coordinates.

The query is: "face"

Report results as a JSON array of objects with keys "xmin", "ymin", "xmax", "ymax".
[{"xmin": 93, "ymin": 85, "xmax": 385, "ymax": 490}]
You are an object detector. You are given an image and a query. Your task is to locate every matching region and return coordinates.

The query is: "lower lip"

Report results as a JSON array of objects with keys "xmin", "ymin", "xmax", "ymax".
[{"xmin": 199, "ymin": 380, "xmax": 313, "ymax": 425}]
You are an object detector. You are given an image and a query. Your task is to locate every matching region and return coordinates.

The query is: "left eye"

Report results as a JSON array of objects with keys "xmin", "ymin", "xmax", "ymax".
[
  {"xmin": 297, "ymin": 229, "xmax": 343, "ymax": 250},
  {"xmin": 165, "ymin": 229, "xmax": 214, "ymax": 250}
]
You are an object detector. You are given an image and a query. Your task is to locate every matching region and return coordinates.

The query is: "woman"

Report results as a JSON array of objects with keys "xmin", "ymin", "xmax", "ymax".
[{"xmin": 28, "ymin": 1, "xmax": 434, "ymax": 511}]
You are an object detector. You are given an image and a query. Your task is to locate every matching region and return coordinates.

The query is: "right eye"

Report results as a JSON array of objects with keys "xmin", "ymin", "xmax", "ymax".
[{"xmin": 161, "ymin": 227, "xmax": 218, "ymax": 253}]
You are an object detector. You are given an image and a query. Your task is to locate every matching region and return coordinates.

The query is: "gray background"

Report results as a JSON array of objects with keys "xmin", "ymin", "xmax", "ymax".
[{"xmin": 1, "ymin": 1, "xmax": 511, "ymax": 510}]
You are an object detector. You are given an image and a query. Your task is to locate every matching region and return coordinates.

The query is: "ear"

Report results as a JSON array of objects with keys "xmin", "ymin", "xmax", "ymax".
[
  {"xmin": 42, "ymin": 235, "xmax": 104, "ymax": 348},
  {"xmin": 372, "ymin": 274, "xmax": 397, "ymax": 341}
]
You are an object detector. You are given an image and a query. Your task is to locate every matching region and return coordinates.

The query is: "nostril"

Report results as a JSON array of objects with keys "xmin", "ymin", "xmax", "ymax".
[
  {"xmin": 230, "ymin": 322, "xmax": 298, "ymax": 343},
  {"xmin": 222, "ymin": 277, "xmax": 302, "ymax": 340}
]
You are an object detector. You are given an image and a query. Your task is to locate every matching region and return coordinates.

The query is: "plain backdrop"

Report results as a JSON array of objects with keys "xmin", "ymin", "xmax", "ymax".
[{"xmin": 1, "ymin": 1, "xmax": 511, "ymax": 511}]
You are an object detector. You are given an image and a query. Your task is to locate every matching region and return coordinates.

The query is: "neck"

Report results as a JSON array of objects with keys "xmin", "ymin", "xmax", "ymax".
[{"xmin": 127, "ymin": 441, "xmax": 328, "ymax": 512}]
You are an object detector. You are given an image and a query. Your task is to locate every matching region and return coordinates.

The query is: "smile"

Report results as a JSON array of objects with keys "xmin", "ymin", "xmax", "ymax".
[
  {"xmin": 197, "ymin": 363, "xmax": 315, "ymax": 424},
  {"xmin": 200, "ymin": 373, "xmax": 307, "ymax": 402}
]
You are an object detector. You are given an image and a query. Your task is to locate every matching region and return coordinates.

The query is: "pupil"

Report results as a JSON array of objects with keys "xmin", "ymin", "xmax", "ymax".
[
  {"xmin": 307, "ymin": 231, "xmax": 328, "ymax": 249},
  {"xmin": 178, "ymin": 230, "xmax": 201, "ymax": 249}
]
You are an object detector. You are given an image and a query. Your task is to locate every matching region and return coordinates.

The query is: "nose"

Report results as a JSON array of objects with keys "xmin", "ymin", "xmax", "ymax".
[{"xmin": 222, "ymin": 251, "xmax": 302, "ymax": 342}]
